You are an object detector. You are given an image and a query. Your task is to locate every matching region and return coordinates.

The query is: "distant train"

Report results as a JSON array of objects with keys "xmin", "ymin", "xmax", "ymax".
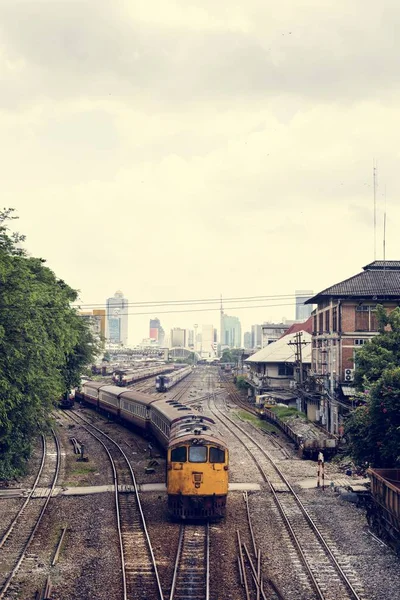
[
  {"xmin": 59, "ymin": 390, "xmax": 75, "ymax": 409},
  {"xmin": 156, "ymin": 366, "xmax": 193, "ymax": 392},
  {"xmin": 76, "ymin": 381, "xmax": 229, "ymax": 520},
  {"xmin": 260, "ymin": 407, "xmax": 338, "ymax": 459},
  {"xmin": 113, "ymin": 365, "xmax": 171, "ymax": 386}
]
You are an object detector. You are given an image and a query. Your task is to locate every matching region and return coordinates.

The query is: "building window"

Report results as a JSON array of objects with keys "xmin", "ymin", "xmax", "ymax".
[
  {"xmin": 332, "ymin": 307, "xmax": 338, "ymax": 332},
  {"xmin": 355, "ymin": 306, "xmax": 378, "ymax": 332},
  {"xmin": 278, "ymin": 364, "xmax": 294, "ymax": 376},
  {"xmin": 354, "ymin": 339, "xmax": 368, "ymax": 346},
  {"xmin": 325, "ymin": 310, "xmax": 330, "ymax": 333},
  {"xmin": 318, "ymin": 313, "xmax": 323, "ymax": 334},
  {"xmin": 313, "ymin": 315, "xmax": 317, "ymax": 335}
]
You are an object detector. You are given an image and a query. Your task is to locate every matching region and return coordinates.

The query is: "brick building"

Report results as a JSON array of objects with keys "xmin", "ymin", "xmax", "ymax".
[{"xmin": 305, "ymin": 261, "xmax": 400, "ymax": 434}]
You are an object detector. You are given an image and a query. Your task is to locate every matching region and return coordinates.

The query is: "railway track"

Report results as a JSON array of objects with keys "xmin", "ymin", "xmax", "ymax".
[
  {"xmin": 0, "ymin": 430, "xmax": 60, "ymax": 599},
  {"xmin": 169, "ymin": 524, "xmax": 209, "ymax": 600},
  {"xmin": 65, "ymin": 410, "xmax": 164, "ymax": 600},
  {"xmin": 207, "ymin": 384, "xmax": 366, "ymax": 600}
]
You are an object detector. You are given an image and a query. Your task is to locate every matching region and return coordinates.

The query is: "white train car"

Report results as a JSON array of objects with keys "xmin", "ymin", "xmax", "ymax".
[{"xmin": 155, "ymin": 366, "xmax": 193, "ymax": 392}]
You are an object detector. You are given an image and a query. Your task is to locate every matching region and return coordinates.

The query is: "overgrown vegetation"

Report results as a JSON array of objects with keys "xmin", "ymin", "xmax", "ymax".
[
  {"xmin": 270, "ymin": 405, "xmax": 305, "ymax": 420},
  {"xmin": 236, "ymin": 410, "xmax": 279, "ymax": 434},
  {"xmin": 0, "ymin": 209, "xmax": 97, "ymax": 479},
  {"xmin": 345, "ymin": 305, "xmax": 400, "ymax": 468},
  {"xmin": 235, "ymin": 375, "xmax": 249, "ymax": 390}
]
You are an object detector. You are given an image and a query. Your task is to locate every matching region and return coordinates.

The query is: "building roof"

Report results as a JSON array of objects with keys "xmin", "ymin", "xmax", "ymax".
[
  {"xmin": 245, "ymin": 331, "xmax": 312, "ymax": 364},
  {"xmin": 306, "ymin": 261, "xmax": 400, "ymax": 304},
  {"xmin": 281, "ymin": 317, "xmax": 313, "ymax": 337}
]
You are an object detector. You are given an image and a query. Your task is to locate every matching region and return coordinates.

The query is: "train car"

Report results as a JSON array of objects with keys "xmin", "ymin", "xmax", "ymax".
[
  {"xmin": 119, "ymin": 389, "xmax": 156, "ymax": 431},
  {"xmin": 80, "ymin": 381, "xmax": 105, "ymax": 408},
  {"xmin": 150, "ymin": 400, "xmax": 229, "ymax": 520},
  {"xmin": 367, "ymin": 468, "xmax": 400, "ymax": 552},
  {"xmin": 98, "ymin": 385, "xmax": 122, "ymax": 417},
  {"xmin": 77, "ymin": 380, "xmax": 229, "ymax": 520},
  {"xmin": 115, "ymin": 365, "xmax": 171, "ymax": 386},
  {"xmin": 155, "ymin": 366, "xmax": 193, "ymax": 392},
  {"xmin": 261, "ymin": 407, "xmax": 337, "ymax": 459}
]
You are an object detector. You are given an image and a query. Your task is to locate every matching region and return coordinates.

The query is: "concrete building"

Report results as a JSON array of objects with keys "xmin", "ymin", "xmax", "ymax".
[
  {"xmin": 79, "ymin": 309, "xmax": 106, "ymax": 345},
  {"xmin": 221, "ymin": 314, "xmax": 242, "ymax": 348},
  {"xmin": 306, "ymin": 261, "xmax": 400, "ymax": 434},
  {"xmin": 106, "ymin": 291, "xmax": 128, "ymax": 345},
  {"xmin": 170, "ymin": 328, "xmax": 186, "ymax": 347},
  {"xmin": 245, "ymin": 330, "xmax": 312, "ymax": 403},
  {"xmin": 201, "ymin": 324, "xmax": 216, "ymax": 358},
  {"xmin": 261, "ymin": 323, "xmax": 290, "ymax": 347},
  {"xmin": 149, "ymin": 318, "xmax": 165, "ymax": 345},
  {"xmin": 186, "ymin": 329, "xmax": 194, "ymax": 348},
  {"xmin": 251, "ymin": 324, "xmax": 262, "ymax": 349},
  {"xmin": 244, "ymin": 332, "xmax": 252, "ymax": 349},
  {"xmin": 295, "ymin": 290, "xmax": 314, "ymax": 321}
]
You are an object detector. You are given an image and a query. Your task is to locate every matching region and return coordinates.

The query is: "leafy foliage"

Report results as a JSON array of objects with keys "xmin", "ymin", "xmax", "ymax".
[
  {"xmin": 235, "ymin": 375, "xmax": 249, "ymax": 390},
  {"xmin": 345, "ymin": 305, "xmax": 400, "ymax": 468},
  {"xmin": 0, "ymin": 210, "xmax": 97, "ymax": 479}
]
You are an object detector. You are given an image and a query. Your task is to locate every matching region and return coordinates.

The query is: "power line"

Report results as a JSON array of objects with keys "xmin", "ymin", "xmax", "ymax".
[
  {"xmin": 77, "ymin": 301, "xmax": 299, "ymax": 317},
  {"xmin": 73, "ymin": 293, "xmax": 305, "ymax": 310}
]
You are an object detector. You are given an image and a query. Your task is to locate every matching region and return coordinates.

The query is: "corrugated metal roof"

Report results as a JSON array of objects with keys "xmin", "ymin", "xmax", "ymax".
[
  {"xmin": 245, "ymin": 331, "xmax": 312, "ymax": 364},
  {"xmin": 306, "ymin": 264, "xmax": 400, "ymax": 304},
  {"xmin": 363, "ymin": 260, "xmax": 400, "ymax": 270}
]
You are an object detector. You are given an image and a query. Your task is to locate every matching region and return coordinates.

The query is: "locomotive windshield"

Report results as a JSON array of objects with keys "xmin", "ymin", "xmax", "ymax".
[
  {"xmin": 171, "ymin": 447, "xmax": 187, "ymax": 462},
  {"xmin": 210, "ymin": 447, "xmax": 225, "ymax": 463},
  {"xmin": 189, "ymin": 446, "xmax": 207, "ymax": 463}
]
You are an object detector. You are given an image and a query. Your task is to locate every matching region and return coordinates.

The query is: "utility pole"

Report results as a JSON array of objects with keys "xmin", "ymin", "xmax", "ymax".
[{"xmin": 287, "ymin": 332, "xmax": 310, "ymax": 412}]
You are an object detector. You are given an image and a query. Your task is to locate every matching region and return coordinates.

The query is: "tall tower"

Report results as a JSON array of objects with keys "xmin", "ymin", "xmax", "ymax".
[
  {"xmin": 106, "ymin": 290, "xmax": 128, "ymax": 345},
  {"xmin": 220, "ymin": 295, "xmax": 225, "ymax": 349}
]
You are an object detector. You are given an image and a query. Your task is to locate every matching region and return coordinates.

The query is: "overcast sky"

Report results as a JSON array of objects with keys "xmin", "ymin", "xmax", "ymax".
[{"xmin": 2, "ymin": 0, "xmax": 400, "ymax": 343}]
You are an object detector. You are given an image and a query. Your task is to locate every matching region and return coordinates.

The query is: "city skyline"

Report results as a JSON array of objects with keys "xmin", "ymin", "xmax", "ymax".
[{"xmin": 3, "ymin": 1, "xmax": 400, "ymax": 349}]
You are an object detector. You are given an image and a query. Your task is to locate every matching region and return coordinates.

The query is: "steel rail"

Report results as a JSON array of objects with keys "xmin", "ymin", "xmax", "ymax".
[
  {"xmin": 209, "ymin": 391, "xmax": 363, "ymax": 600},
  {"xmin": 0, "ymin": 435, "xmax": 46, "ymax": 549},
  {"xmin": 0, "ymin": 430, "xmax": 61, "ymax": 599},
  {"xmin": 169, "ymin": 523, "xmax": 210, "ymax": 600},
  {"xmin": 64, "ymin": 412, "xmax": 128, "ymax": 599},
  {"xmin": 66, "ymin": 410, "xmax": 164, "ymax": 600}
]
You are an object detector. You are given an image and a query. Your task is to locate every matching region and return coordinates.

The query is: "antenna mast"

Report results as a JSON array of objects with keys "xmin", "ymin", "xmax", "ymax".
[
  {"xmin": 373, "ymin": 159, "xmax": 378, "ymax": 260},
  {"xmin": 383, "ymin": 185, "xmax": 387, "ymax": 262}
]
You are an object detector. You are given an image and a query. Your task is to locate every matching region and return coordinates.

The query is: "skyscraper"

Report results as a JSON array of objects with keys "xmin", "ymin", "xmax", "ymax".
[
  {"xmin": 149, "ymin": 318, "xmax": 165, "ymax": 345},
  {"xmin": 170, "ymin": 328, "xmax": 186, "ymax": 347},
  {"xmin": 222, "ymin": 314, "xmax": 242, "ymax": 348},
  {"xmin": 243, "ymin": 332, "xmax": 251, "ymax": 349},
  {"xmin": 106, "ymin": 290, "xmax": 128, "ymax": 345},
  {"xmin": 295, "ymin": 290, "xmax": 314, "ymax": 320},
  {"xmin": 201, "ymin": 324, "xmax": 216, "ymax": 358},
  {"xmin": 251, "ymin": 324, "xmax": 262, "ymax": 348}
]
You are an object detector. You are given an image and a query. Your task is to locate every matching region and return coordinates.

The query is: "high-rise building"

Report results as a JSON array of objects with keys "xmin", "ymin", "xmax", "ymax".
[
  {"xmin": 295, "ymin": 290, "xmax": 314, "ymax": 320},
  {"xmin": 170, "ymin": 328, "xmax": 186, "ymax": 347},
  {"xmin": 186, "ymin": 329, "xmax": 194, "ymax": 348},
  {"xmin": 106, "ymin": 290, "xmax": 128, "ymax": 345},
  {"xmin": 243, "ymin": 332, "xmax": 251, "ymax": 349},
  {"xmin": 149, "ymin": 318, "xmax": 165, "ymax": 345},
  {"xmin": 201, "ymin": 324, "xmax": 216, "ymax": 358},
  {"xmin": 79, "ymin": 309, "xmax": 106, "ymax": 345},
  {"xmin": 222, "ymin": 314, "xmax": 242, "ymax": 348},
  {"xmin": 251, "ymin": 324, "xmax": 262, "ymax": 348}
]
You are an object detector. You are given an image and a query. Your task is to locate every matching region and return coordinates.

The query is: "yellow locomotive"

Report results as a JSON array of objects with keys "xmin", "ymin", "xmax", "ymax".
[{"xmin": 78, "ymin": 383, "xmax": 229, "ymax": 520}]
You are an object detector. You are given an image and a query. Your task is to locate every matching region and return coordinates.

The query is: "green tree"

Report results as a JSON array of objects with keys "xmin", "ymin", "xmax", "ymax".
[
  {"xmin": 345, "ymin": 305, "xmax": 400, "ymax": 467},
  {"xmin": 221, "ymin": 349, "xmax": 233, "ymax": 363},
  {"xmin": 0, "ymin": 209, "xmax": 97, "ymax": 479}
]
